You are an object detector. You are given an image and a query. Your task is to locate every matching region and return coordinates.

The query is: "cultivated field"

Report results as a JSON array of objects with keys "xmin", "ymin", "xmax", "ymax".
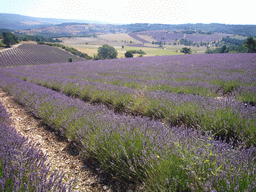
[
  {"xmin": 0, "ymin": 43, "xmax": 86, "ymax": 67},
  {"xmin": 58, "ymin": 33, "xmax": 206, "ymax": 58},
  {"xmin": 134, "ymin": 30, "xmax": 233, "ymax": 43},
  {"xmin": 1, "ymin": 52, "xmax": 256, "ymax": 191}
]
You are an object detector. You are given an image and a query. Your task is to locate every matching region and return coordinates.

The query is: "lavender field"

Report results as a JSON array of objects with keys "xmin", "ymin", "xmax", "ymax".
[
  {"xmin": 0, "ymin": 53, "xmax": 256, "ymax": 191},
  {"xmin": 0, "ymin": 74, "xmax": 255, "ymax": 191},
  {"xmin": 135, "ymin": 30, "xmax": 232, "ymax": 43},
  {"xmin": 0, "ymin": 101, "xmax": 75, "ymax": 191},
  {"xmin": 0, "ymin": 43, "xmax": 85, "ymax": 68}
]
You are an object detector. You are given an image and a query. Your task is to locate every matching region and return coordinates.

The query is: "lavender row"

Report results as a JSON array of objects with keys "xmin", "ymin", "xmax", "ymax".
[
  {"xmin": 0, "ymin": 43, "xmax": 85, "ymax": 68},
  {"xmin": 1, "ymin": 54, "xmax": 256, "ymax": 147},
  {"xmin": 2, "ymin": 53, "xmax": 255, "ymax": 103},
  {"xmin": 0, "ymin": 74, "xmax": 256, "ymax": 191},
  {"xmin": 0, "ymin": 101, "xmax": 75, "ymax": 192}
]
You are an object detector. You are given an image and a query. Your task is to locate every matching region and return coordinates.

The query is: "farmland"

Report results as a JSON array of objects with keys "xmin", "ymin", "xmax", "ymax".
[
  {"xmin": 134, "ymin": 30, "xmax": 233, "ymax": 43},
  {"xmin": 58, "ymin": 32, "xmax": 209, "ymax": 58},
  {"xmin": 0, "ymin": 43, "xmax": 86, "ymax": 67},
  {"xmin": 0, "ymin": 48, "xmax": 256, "ymax": 191}
]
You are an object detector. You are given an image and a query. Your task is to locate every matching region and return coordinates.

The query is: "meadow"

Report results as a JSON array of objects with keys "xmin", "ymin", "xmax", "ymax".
[{"xmin": 0, "ymin": 52, "xmax": 256, "ymax": 191}]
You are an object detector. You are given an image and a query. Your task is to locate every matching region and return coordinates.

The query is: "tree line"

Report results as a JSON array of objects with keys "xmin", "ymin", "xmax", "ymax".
[
  {"xmin": 0, "ymin": 31, "xmax": 61, "ymax": 48},
  {"xmin": 206, "ymin": 37, "xmax": 256, "ymax": 54}
]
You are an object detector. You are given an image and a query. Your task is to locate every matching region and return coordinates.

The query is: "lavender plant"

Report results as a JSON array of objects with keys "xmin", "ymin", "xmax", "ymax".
[
  {"xmin": 0, "ymin": 102, "xmax": 75, "ymax": 191},
  {"xmin": 0, "ymin": 74, "xmax": 255, "ymax": 191},
  {"xmin": 1, "ymin": 53, "xmax": 255, "ymax": 147}
]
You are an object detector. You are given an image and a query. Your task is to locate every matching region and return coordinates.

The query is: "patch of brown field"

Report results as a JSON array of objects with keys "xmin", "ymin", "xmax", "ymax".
[
  {"xmin": 74, "ymin": 47, "xmax": 98, "ymax": 57},
  {"xmin": 136, "ymin": 35, "xmax": 155, "ymax": 43}
]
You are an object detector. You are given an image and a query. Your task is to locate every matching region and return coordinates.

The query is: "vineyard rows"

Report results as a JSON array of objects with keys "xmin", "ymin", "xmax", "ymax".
[{"xmin": 0, "ymin": 43, "xmax": 86, "ymax": 67}]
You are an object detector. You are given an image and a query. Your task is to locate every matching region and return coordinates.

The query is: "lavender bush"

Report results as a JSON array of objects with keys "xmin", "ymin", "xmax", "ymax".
[
  {"xmin": 0, "ymin": 74, "xmax": 255, "ymax": 191},
  {"xmin": 0, "ymin": 102, "xmax": 75, "ymax": 191},
  {"xmin": 1, "ymin": 53, "xmax": 256, "ymax": 147}
]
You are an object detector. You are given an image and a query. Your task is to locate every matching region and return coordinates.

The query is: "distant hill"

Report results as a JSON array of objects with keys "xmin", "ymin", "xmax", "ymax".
[
  {"xmin": 181, "ymin": 23, "xmax": 256, "ymax": 37},
  {"xmin": 16, "ymin": 23, "xmax": 125, "ymax": 37},
  {"xmin": 1, "ymin": 13, "xmax": 256, "ymax": 38},
  {"xmin": 122, "ymin": 23, "xmax": 256, "ymax": 37},
  {"xmin": 0, "ymin": 13, "xmax": 106, "ymax": 30}
]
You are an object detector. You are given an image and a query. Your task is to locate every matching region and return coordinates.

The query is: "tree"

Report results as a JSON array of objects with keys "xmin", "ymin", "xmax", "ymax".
[
  {"xmin": 2, "ymin": 32, "xmax": 19, "ymax": 48},
  {"xmin": 125, "ymin": 51, "xmax": 133, "ymax": 58},
  {"xmin": 97, "ymin": 44, "xmax": 118, "ymax": 59},
  {"xmin": 243, "ymin": 37, "xmax": 256, "ymax": 53},
  {"xmin": 181, "ymin": 47, "xmax": 192, "ymax": 54},
  {"xmin": 220, "ymin": 45, "xmax": 228, "ymax": 53}
]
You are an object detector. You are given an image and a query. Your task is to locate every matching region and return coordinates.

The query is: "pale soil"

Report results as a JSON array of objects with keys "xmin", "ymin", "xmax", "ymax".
[
  {"xmin": 0, "ymin": 88, "xmax": 112, "ymax": 192},
  {"xmin": 0, "ymin": 43, "xmax": 23, "ymax": 53}
]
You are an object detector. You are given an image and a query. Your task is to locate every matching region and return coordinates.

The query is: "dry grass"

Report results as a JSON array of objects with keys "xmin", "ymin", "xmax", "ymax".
[
  {"xmin": 137, "ymin": 35, "xmax": 155, "ymax": 43},
  {"xmin": 74, "ymin": 47, "xmax": 98, "ymax": 57}
]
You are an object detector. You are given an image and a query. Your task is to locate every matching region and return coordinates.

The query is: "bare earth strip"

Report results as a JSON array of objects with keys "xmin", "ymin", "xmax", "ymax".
[
  {"xmin": 0, "ymin": 88, "xmax": 111, "ymax": 192},
  {"xmin": 0, "ymin": 43, "xmax": 23, "ymax": 53}
]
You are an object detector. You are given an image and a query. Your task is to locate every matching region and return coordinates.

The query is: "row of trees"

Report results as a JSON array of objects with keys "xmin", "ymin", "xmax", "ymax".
[
  {"xmin": 206, "ymin": 37, "xmax": 256, "ymax": 54},
  {"xmin": 21, "ymin": 35, "xmax": 61, "ymax": 43},
  {"xmin": 1, "ymin": 32, "xmax": 61, "ymax": 48}
]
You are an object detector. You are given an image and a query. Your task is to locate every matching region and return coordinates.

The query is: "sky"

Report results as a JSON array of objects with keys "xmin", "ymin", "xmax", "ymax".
[{"xmin": 1, "ymin": 0, "xmax": 256, "ymax": 25}]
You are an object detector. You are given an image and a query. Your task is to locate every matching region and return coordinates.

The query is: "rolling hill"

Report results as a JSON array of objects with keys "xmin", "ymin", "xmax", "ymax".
[{"xmin": 0, "ymin": 43, "xmax": 86, "ymax": 67}]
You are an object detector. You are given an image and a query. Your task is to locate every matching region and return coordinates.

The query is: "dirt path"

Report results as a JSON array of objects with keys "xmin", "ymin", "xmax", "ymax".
[
  {"xmin": 0, "ymin": 88, "xmax": 111, "ymax": 192},
  {"xmin": 0, "ymin": 43, "xmax": 23, "ymax": 53}
]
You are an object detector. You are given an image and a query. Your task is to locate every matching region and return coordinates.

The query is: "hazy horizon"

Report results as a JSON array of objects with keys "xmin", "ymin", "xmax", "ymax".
[{"xmin": 1, "ymin": 0, "xmax": 256, "ymax": 25}]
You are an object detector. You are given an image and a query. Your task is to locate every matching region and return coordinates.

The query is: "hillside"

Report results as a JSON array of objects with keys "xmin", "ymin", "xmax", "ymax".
[
  {"xmin": 1, "ymin": 14, "xmax": 256, "ymax": 38},
  {"xmin": 123, "ymin": 23, "xmax": 256, "ymax": 37},
  {"xmin": 0, "ymin": 13, "xmax": 106, "ymax": 30},
  {"xmin": 17, "ymin": 22, "xmax": 126, "ymax": 37},
  {"xmin": 0, "ymin": 43, "xmax": 86, "ymax": 67}
]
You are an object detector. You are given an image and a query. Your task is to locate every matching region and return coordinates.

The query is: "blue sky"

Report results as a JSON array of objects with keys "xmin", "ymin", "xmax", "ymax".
[{"xmin": 1, "ymin": 0, "xmax": 255, "ymax": 25}]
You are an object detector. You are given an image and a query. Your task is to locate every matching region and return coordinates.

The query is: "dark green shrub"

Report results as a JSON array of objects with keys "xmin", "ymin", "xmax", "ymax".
[{"xmin": 125, "ymin": 51, "xmax": 133, "ymax": 58}]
